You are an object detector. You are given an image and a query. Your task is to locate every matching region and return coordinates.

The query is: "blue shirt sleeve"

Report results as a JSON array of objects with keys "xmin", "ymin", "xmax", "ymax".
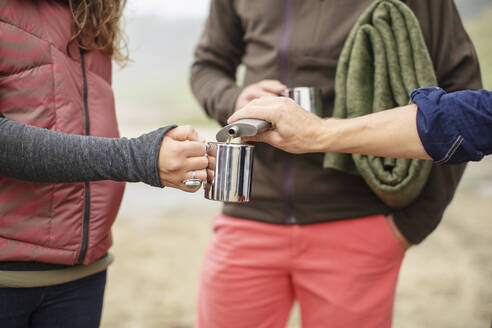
[{"xmin": 412, "ymin": 87, "xmax": 492, "ymax": 165}]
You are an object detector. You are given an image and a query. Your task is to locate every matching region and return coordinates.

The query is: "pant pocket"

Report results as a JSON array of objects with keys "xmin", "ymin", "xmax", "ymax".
[{"xmin": 379, "ymin": 215, "xmax": 407, "ymax": 255}]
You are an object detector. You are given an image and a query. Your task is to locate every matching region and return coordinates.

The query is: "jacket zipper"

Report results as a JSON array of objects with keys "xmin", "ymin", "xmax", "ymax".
[
  {"xmin": 279, "ymin": 0, "xmax": 296, "ymax": 224},
  {"xmin": 77, "ymin": 49, "xmax": 91, "ymax": 264}
]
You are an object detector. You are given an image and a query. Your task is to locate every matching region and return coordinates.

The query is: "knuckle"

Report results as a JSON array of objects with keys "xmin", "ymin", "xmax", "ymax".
[
  {"xmin": 280, "ymin": 97, "xmax": 290, "ymax": 105},
  {"xmin": 248, "ymin": 98, "xmax": 260, "ymax": 107},
  {"xmin": 182, "ymin": 125, "xmax": 194, "ymax": 134},
  {"xmin": 249, "ymin": 98, "xmax": 258, "ymax": 105},
  {"xmin": 201, "ymin": 157, "xmax": 209, "ymax": 167},
  {"xmin": 173, "ymin": 126, "xmax": 185, "ymax": 134},
  {"xmin": 273, "ymin": 103, "xmax": 283, "ymax": 111},
  {"xmin": 171, "ymin": 143, "xmax": 184, "ymax": 156},
  {"xmin": 245, "ymin": 84, "xmax": 256, "ymax": 92},
  {"xmin": 167, "ymin": 159, "xmax": 182, "ymax": 171}
]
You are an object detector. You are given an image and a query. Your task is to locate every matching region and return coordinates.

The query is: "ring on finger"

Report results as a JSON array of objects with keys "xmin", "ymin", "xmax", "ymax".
[
  {"xmin": 183, "ymin": 171, "xmax": 201, "ymax": 188},
  {"xmin": 183, "ymin": 179, "xmax": 201, "ymax": 188}
]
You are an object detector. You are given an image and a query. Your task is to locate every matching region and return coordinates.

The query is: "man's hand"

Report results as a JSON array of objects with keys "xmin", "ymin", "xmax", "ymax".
[
  {"xmin": 158, "ymin": 126, "xmax": 208, "ymax": 192},
  {"xmin": 228, "ymin": 96, "xmax": 328, "ymax": 154},
  {"xmin": 234, "ymin": 80, "xmax": 286, "ymax": 111}
]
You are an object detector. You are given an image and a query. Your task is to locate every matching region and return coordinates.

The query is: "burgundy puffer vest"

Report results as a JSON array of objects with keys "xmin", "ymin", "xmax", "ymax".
[{"xmin": 0, "ymin": 0, "xmax": 125, "ymax": 265}]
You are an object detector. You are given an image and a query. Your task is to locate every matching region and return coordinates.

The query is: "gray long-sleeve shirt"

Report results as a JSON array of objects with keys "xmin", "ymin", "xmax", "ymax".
[{"xmin": 0, "ymin": 117, "xmax": 175, "ymax": 187}]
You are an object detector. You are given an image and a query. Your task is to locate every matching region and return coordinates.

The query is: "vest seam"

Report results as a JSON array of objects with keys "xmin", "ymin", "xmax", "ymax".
[
  {"xmin": 0, "ymin": 19, "xmax": 48, "ymax": 42},
  {"xmin": 0, "ymin": 235, "xmax": 78, "ymax": 253},
  {"xmin": 0, "ymin": 19, "xmax": 68, "ymax": 60},
  {"xmin": 0, "ymin": 20, "xmax": 112, "ymax": 83},
  {"xmin": 91, "ymin": 234, "xmax": 111, "ymax": 251},
  {"xmin": 0, "ymin": 63, "xmax": 52, "ymax": 77},
  {"xmin": 0, "ymin": 216, "xmax": 77, "ymax": 221}
]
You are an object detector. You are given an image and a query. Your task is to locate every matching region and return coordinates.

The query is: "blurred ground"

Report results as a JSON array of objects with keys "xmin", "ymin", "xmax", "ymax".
[{"xmin": 101, "ymin": 2, "xmax": 492, "ymax": 327}]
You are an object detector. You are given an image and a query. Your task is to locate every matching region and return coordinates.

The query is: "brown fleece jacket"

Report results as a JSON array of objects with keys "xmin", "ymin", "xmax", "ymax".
[{"xmin": 190, "ymin": 0, "xmax": 482, "ymax": 244}]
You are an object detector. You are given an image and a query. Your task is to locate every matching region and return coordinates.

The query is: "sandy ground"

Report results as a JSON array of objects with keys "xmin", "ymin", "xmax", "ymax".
[{"xmin": 99, "ymin": 135, "xmax": 492, "ymax": 328}]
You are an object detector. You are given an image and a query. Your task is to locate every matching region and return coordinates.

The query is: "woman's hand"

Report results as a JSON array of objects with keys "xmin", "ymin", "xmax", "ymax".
[
  {"xmin": 158, "ymin": 126, "xmax": 208, "ymax": 192},
  {"xmin": 228, "ymin": 96, "xmax": 328, "ymax": 154},
  {"xmin": 235, "ymin": 80, "xmax": 286, "ymax": 111}
]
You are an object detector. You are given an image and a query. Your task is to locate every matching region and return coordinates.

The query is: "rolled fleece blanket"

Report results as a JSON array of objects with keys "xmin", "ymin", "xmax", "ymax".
[{"xmin": 324, "ymin": 0, "xmax": 435, "ymax": 208}]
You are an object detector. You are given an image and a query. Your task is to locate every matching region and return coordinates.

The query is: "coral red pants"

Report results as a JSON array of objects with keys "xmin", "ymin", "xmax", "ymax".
[{"xmin": 195, "ymin": 214, "xmax": 405, "ymax": 328}]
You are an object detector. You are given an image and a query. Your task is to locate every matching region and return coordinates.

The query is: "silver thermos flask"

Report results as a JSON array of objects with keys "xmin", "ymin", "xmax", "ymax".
[{"xmin": 205, "ymin": 119, "xmax": 271, "ymax": 203}]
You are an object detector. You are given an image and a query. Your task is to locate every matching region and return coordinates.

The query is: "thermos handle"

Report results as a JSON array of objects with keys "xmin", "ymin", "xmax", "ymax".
[{"xmin": 216, "ymin": 118, "xmax": 272, "ymax": 142}]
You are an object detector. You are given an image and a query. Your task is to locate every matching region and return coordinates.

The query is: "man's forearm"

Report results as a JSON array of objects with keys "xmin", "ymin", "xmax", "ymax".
[
  {"xmin": 230, "ymin": 97, "xmax": 432, "ymax": 158},
  {"xmin": 319, "ymin": 104, "xmax": 431, "ymax": 159}
]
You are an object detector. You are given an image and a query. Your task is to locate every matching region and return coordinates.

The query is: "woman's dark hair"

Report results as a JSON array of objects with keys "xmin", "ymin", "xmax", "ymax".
[{"xmin": 67, "ymin": 0, "xmax": 128, "ymax": 65}]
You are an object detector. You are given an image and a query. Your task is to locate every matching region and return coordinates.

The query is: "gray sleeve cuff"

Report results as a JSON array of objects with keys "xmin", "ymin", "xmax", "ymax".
[{"xmin": 146, "ymin": 125, "xmax": 177, "ymax": 188}]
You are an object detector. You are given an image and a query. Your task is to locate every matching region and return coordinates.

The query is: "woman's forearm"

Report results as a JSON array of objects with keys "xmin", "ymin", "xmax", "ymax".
[
  {"xmin": 320, "ymin": 104, "xmax": 431, "ymax": 159},
  {"xmin": 0, "ymin": 117, "xmax": 173, "ymax": 187}
]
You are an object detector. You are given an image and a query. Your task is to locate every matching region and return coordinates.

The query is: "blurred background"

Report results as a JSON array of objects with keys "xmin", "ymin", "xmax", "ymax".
[{"xmin": 102, "ymin": 0, "xmax": 492, "ymax": 327}]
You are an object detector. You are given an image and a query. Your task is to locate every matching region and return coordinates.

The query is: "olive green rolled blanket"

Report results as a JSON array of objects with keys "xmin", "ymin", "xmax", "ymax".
[{"xmin": 324, "ymin": 0, "xmax": 435, "ymax": 208}]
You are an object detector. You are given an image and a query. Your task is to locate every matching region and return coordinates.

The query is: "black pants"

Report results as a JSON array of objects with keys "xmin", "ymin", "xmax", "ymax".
[{"xmin": 0, "ymin": 270, "xmax": 107, "ymax": 328}]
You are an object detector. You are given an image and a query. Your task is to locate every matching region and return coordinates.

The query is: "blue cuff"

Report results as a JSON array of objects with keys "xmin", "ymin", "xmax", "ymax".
[{"xmin": 412, "ymin": 87, "xmax": 483, "ymax": 165}]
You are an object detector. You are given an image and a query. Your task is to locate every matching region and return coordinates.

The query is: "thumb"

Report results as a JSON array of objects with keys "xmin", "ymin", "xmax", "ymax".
[{"xmin": 169, "ymin": 125, "xmax": 202, "ymax": 142}]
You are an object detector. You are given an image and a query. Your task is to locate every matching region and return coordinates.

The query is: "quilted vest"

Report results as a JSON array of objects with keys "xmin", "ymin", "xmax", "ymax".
[{"xmin": 0, "ymin": 0, "xmax": 125, "ymax": 265}]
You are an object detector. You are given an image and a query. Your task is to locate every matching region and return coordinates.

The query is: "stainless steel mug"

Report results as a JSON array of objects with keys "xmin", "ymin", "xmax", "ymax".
[
  {"xmin": 204, "ymin": 142, "xmax": 255, "ymax": 203},
  {"xmin": 282, "ymin": 87, "xmax": 322, "ymax": 116}
]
